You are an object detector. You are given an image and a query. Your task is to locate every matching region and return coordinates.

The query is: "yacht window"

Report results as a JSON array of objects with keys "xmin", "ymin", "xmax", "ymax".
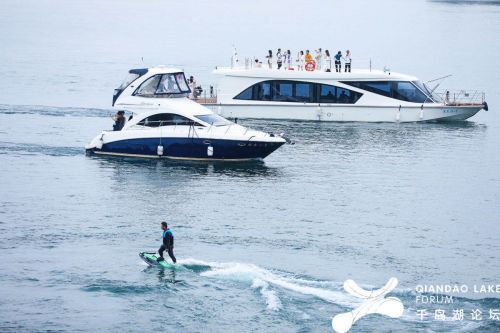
[
  {"xmin": 394, "ymin": 81, "xmax": 422, "ymax": 102},
  {"xmin": 195, "ymin": 114, "xmax": 232, "ymax": 126},
  {"xmin": 135, "ymin": 75, "xmax": 161, "ymax": 96},
  {"xmin": 295, "ymin": 83, "xmax": 312, "ymax": 102},
  {"xmin": 260, "ymin": 82, "xmax": 271, "ymax": 101},
  {"xmin": 336, "ymin": 87, "xmax": 357, "ymax": 103},
  {"xmin": 319, "ymin": 85, "xmax": 336, "ymax": 103},
  {"xmin": 156, "ymin": 75, "xmax": 178, "ymax": 94},
  {"xmin": 341, "ymin": 81, "xmax": 431, "ymax": 103},
  {"xmin": 137, "ymin": 113, "xmax": 201, "ymax": 127},
  {"xmin": 134, "ymin": 73, "xmax": 191, "ymax": 97},
  {"xmin": 171, "ymin": 114, "xmax": 201, "ymax": 125},
  {"xmin": 234, "ymin": 80, "xmax": 362, "ymax": 104},
  {"xmin": 175, "ymin": 73, "xmax": 190, "ymax": 92},
  {"xmin": 235, "ymin": 86, "xmax": 253, "ymax": 100},
  {"xmin": 272, "ymin": 81, "xmax": 294, "ymax": 102}
]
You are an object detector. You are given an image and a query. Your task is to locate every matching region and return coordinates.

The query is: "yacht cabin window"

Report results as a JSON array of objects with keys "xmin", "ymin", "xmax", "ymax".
[
  {"xmin": 340, "ymin": 81, "xmax": 434, "ymax": 103},
  {"xmin": 133, "ymin": 73, "xmax": 191, "ymax": 97},
  {"xmin": 137, "ymin": 113, "xmax": 202, "ymax": 127},
  {"xmin": 234, "ymin": 80, "xmax": 363, "ymax": 104},
  {"xmin": 195, "ymin": 114, "xmax": 232, "ymax": 126}
]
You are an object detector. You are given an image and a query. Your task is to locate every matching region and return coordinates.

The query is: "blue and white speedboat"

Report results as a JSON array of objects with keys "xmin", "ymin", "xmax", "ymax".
[{"xmin": 85, "ymin": 67, "xmax": 286, "ymax": 161}]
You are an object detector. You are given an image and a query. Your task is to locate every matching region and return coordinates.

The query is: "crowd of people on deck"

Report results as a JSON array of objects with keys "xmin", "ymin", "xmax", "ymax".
[{"xmin": 254, "ymin": 49, "xmax": 352, "ymax": 72}]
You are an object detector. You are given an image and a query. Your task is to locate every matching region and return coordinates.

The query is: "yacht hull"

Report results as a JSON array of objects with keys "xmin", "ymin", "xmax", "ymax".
[
  {"xmin": 204, "ymin": 104, "xmax": 482, "ymax": 123},
  {"xmin": 86, "ymin": 137, "xmax": 284, "ymax": 161}
]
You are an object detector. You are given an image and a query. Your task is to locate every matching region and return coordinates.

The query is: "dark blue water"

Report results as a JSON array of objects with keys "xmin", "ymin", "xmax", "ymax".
[{"xmin": 1, "ymin": 0, "xmax": 500, "ymax": 332}]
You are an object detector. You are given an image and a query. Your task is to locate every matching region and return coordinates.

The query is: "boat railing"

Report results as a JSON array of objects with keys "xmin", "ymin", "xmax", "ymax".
[
  {"xmin": 129, "ymin": 120, "xmax": 202, "ymax": 128},
  {"xmin": 434, "ymin": 90, "xmax": 485, "ymax": 106},
  {"xmin": 224, "ymin": 56, "xmax": 377, "ymax": 72},
  {"xmin": 188, "ymin": 85, "xmax": 218, "ymax": 104}
]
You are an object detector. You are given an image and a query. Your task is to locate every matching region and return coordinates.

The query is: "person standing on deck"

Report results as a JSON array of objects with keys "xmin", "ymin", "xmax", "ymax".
[
  {"xmin": 324, "ymin": 50, "xmax": 332, "ymax": 72},
  {"xmin": 266, "ymin": 50, "xmax": 273, "ymax": 69},
  {"xmin": 285, "ymin": 50, "xmax": 292, "ymax": 69},
  {"xmin": 158, "ymin": 222, "xmax": 176, "ymax": 263},
  {"xmin": 334, "ymin": 51, "xmax": 342, "ymax": 72},
  {"xmin": 305, "ymin": 50, "xmax": 313, "ymax": 62},
  {"xmin": 343, "ymin": 50, "xmax": 352, "ymax": 72},
  {"xmin": 188, "ymin": 76, "xmax": 196, "ymax": 99},
  {"xmin": 315, "ymin": 48, "xmax": 323, "ymax": 71},
  {"xmin": 276, "ymin": 48, "xmax": 283, "ymax": 69},
  {"xmin": 297, "ymin": 50, "xmax": 304, "ymax": 70}
]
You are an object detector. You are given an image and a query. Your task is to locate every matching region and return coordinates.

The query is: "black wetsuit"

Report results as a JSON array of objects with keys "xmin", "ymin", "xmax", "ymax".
[{"xmin": 158, "ymin": 229, "xmax": 176, "ymax": 263}]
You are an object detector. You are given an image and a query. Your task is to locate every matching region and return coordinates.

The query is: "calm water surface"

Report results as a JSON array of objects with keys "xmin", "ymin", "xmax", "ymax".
[{"xmin": 0, "ymin": 0, "xmax": 499, "ymax": 332}]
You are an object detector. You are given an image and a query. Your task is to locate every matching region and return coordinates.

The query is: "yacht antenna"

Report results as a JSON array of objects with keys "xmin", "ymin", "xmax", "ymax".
[
  {"xmin": 231, "ymin": 45, "xmax": 239, "ymax": 68},
  {"xmin": 423, "ymin": 74, "xmax": 452, "ymax": 103},
  {"xmin": 425, "ymin": 74, "xmax": 452, "ymax": 83}
]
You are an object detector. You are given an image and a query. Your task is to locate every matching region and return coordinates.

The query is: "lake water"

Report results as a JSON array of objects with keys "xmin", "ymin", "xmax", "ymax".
[{"xmin": 0, "ymin": 0, "xmax": 499, "ymax": 332}]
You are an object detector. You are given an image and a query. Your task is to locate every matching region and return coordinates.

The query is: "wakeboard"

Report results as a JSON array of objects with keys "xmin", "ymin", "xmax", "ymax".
[{"xmin": 139, "ymin": 252, "xmax": 176, "ymax": 268}]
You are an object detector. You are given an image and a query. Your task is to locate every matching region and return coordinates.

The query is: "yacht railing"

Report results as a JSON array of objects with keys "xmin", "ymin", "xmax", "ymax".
[
  {"xmin": 226, "ymin": 56, "xmax": 375, "ymax": 72},
  {"xmin": 434, "ymin": 90, "xmax": 485, "ymax": 106},
  {"xmin": 188, "ymin": 85, "xmax": 218, "ymax": 104}
]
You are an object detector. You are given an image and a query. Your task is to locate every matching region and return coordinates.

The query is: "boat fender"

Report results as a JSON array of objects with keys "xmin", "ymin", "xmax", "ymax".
[
  {"xmin": 207, "ymin": 145, "xmax": 214, "ymax": 157},
  {"xmin": 396, "ymin": 105, "xmax": 401, "ymax": 122},
  {"xmin": 157, "ymin": 145, "xmax": 164, "ymax": 156},
  {"xmin": 420, "ymin": 105, "xmax": 424, "ymax": 120},
  {"xmin": 483, "ymin": 101, "xmax": 488, "ymax": 111}
]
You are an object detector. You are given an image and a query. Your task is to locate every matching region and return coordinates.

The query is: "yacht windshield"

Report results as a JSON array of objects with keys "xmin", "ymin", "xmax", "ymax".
[
  {"xmin": 195, "ymin": 114, "xmax": 232, "ymax": 126},
  {"xmin": 117, "ymin": 73, "xmax": 140, "ymax": 90},
  {"xmin": 412, "ymin": 80, "xmax": 437, "ymax": 102}
]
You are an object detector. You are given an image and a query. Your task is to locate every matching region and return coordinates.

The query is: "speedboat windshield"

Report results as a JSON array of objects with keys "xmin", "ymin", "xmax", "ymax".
[{"xmin": 195, "ymin": 114, "xmax": 232, "ymax": 126}]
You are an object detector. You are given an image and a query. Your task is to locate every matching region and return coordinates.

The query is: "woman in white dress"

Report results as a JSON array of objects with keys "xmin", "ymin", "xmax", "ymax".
[
  {"xmin": 324, "ymin": 49, "xmax": 332, "ymax": 72},
  {"xmin": 315, "ymin": 48, "xmax": 323, "ymax": 71},
  {"xmin": 266, "ymin": 50, "xmax": 273, "ymax": 69},
  {"xmin": 297, "ymin": 50, "xmax": 304, "ymax": 71},
  {"xmin": 284, "ymin": 50, "xmax": 292, "ymax": 70}
]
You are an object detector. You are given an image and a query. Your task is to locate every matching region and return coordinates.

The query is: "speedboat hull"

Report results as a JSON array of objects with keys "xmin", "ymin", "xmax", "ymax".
[{"xmin": 86, "ymin": 136, "xmax": 284, "ymax": 161}]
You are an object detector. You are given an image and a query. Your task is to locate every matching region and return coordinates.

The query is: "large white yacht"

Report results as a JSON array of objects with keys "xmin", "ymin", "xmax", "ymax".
[
  {"xmin": 85, "ymin": 67, "xmax": 285, "ymax": 161},
  {"xmin": 199, "ymin": 66, "xmax": 487, "ymax": 122}
]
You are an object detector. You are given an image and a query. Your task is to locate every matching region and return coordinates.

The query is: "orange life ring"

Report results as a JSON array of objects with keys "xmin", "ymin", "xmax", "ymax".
[{"xmin": 305, "ymin": 61, "xmax": 316, "ymax": 71}]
